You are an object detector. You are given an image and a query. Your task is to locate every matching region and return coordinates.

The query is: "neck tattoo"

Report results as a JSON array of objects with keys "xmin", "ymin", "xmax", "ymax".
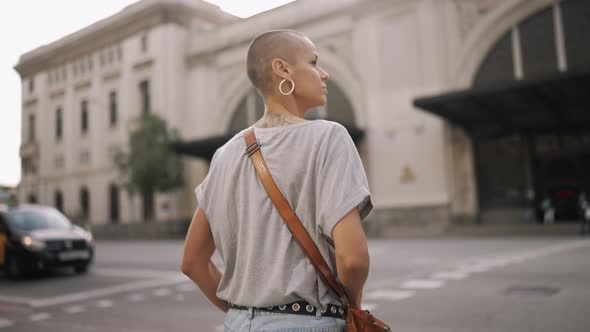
[{"xmin": 254, "ymin": 112, "xmax": 307, "ymax": 128}]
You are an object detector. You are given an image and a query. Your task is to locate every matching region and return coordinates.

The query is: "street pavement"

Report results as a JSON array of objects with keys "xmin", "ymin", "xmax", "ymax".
[{"xmin": 1, "ymin": 236, "xmax": 589, "ymax": 331}]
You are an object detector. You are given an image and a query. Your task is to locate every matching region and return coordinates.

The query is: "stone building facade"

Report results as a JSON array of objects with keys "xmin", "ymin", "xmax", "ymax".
[{"xmin": 15, "ymin": 0, "xmax": 590, "ymax": 235}]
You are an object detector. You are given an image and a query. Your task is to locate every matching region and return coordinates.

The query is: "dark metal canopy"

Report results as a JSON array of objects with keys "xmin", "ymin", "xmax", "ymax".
[
  {"xmin": 171, "ymin": 123, "xmax": 365, "ymax": 160},
  {"xmin": 413, "ymin": 70, "xmax": 590, "ymax": 139}
]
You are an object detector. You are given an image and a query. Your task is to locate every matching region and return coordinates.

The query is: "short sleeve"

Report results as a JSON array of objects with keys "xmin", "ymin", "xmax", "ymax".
[
  {"xmin": 194, "ymin": 173, "xmax": 210, "ymax": 216},
  {"xmin": 194, "ymin": 149, "xmax": 220, "ymax": 218},
  {"xmin": 317, "ymin": 125, "xmax": 374, "ymax": 239}
]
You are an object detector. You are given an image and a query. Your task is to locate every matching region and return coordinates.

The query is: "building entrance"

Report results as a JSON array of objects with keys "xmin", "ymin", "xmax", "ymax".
[{"xmin": 475, "ymin": 132, "xmax": 590, "ymax": 223}]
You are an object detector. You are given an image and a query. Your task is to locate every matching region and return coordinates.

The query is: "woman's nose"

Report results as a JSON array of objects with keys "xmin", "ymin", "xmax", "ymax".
[{"xmin": 320, "ymin": 67, "xmax": 329, "ymax": 81}]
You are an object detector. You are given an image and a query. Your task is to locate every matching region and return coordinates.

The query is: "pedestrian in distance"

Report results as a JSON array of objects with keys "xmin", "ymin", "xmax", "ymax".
[
  {"xmin": 579, "ymin": 193, "xmax": 589, "ymax": 235},
  {"xmin": 541, "ymin": 196, "xmax": 554, "ymax": 224},
  {"xmin": 181, "ymin": 30, "xmax": 377, "ymax": 331},
  {"xmin": 525, "ymin": 189, "xmax": 536, "ymax": 224}
]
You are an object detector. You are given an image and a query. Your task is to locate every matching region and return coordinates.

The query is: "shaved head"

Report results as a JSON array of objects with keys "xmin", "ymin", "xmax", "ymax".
[{"xmin": 246, "ymin": 30, "xmax": 309, "ymax": 96}]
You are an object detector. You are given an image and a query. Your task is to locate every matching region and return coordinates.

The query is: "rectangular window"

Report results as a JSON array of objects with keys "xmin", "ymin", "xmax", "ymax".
[
  {"xmin": 81, "ymin": 100, "xmax": 88, "ymax": 134},
  {"xmin": 28, "ymin": 114, "xmax": 35, "ymax": 142},
  {"xmin": 109, "ymin": 91, "xmax": 118, "ymax": 126},
  {"xmin": 139, "ymin": 80, "xmax": 150, "ymax": 114},
  {"xmin": 141, "ymin": 34, "xmax": 148, "ymax": 53},
  {"xmin": 56, "ymin": 107, "xmax": 62, "ymax": 140},
  {"xmin": 28, "ymin": 78, "xmax": 34, "ymax": 93}
]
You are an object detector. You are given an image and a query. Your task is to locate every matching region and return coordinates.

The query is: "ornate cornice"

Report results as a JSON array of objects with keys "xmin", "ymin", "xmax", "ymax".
[
  {"xmin": 453, "ymin": 0, "xmax": 501, "ymax": 39},
  {"xmin": 187, "ymin": 0, "xmax": 363, "ymax": 60},
  {"xmin": 14, "ymin": 0, "xmax": 237, "ymax": 77}
]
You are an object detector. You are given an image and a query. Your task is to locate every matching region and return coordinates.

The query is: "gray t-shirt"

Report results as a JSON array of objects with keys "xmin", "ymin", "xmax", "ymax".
[{"xmin": 195, "ymin": 119, "xmax": 373, "ymax": 309}]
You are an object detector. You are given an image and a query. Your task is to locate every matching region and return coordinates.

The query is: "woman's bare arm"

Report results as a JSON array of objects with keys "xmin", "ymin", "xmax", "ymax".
[
  {"xmin": 181, "ymin": 208, "xmax": 229, "ymax": 312},
  {"xmin": 332, "ymin": 207, "xmax": 370, "ymax": 308}
]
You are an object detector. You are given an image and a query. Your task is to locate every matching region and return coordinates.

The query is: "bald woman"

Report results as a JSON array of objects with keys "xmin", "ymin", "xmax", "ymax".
[{"xmin": 181, "ymin": 30, "xmax": 373, "ymax": 331}]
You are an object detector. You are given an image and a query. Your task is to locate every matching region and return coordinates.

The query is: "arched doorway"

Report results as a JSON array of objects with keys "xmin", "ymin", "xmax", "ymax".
[
  {"xmin": 28, "ymin": 193, "xmax": 37, "ymax": 204},
  {"xmin": 54, "ymin": 190, "xmax": 63, "ymax": 213},
  {"xmin": 109, "ymin": 184, "xmax": 120, "ymax": 224},
  {"xmin": 415, "ymin": 0, "xmax": 590, "ymax": 223},
  {"xmin": 79, "ymin": 186, "xmax": 90, "ymax": 224},
  {"xmin": 472, "ymin": 1, "xmax": 590, "ymax": 223}
]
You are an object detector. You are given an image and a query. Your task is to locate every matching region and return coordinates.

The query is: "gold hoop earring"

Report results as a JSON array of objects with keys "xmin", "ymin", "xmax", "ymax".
[{"xmin": 279, "ymin": 79, "xmax": 295, "ymax": 95}]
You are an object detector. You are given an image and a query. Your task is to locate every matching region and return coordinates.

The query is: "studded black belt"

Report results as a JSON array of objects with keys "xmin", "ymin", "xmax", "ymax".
[{"xmin": 229, "ymin": 301, "xmax": 346, "ymax": 319}]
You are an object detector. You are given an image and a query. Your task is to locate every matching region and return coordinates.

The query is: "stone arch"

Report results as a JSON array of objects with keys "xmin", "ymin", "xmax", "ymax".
[
  {"xmin": 452, "ymin": 0, "xmax": 555, "ymax": 88},
  {"xmin": 219, "ymin": 48, "xmax": 366, "ymax": 132},
  {"xmin": 446, "ymin": 0, "xmax": 559, "ymax": 221}
]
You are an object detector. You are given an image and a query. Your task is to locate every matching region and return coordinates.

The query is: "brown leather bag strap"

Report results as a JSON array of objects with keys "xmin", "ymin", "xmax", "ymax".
[{"xmin": 244, "ymin": 127, "xmax": 352, "ymax": 308}]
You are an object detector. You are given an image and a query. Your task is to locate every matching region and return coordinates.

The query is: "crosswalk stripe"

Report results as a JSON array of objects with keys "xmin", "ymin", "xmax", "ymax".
[
  {"xmin": 0, "ymin": 318, "xmax": 14, "ymax": 328},
  {"xmin": 431, "ymin": 271, "xmax": 469, "ymax": 280},
  {"xmin": 365, "ymin": 290, "xmax": 415, "ymax": 301},
  {"xmin": 30, "ymin": 313, "xmax": 51, "ymax": 321},
  {"xmin": 153, "ymin": 288, "xmax": 171, "ymax": 297},
  {"xmin": 96, "ymin": 300, "xmax": 113, "ymax": 308},
  {"xmin": 361, "ymin": 303, "xmax": 378, "ymax": 311},
  {"xmin": 401, "ymin": 280, "xmax": 444, "ymax": 289},
  {"xmin": 176, "ymin": 283, "xmax": 195, "ymax": 292},
  {"xmin": 64, "ymin": 305, "xmax": 85, "ymax": 314}
]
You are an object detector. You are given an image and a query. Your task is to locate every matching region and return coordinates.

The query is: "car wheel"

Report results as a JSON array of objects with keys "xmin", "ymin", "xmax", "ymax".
[
  {"xmin": 74, "ymin": 264, "xmax": 89, "ymax": 274},
  {"xmin": 6, "ymin": 256, "xmax": 21, "ymax": 279}
]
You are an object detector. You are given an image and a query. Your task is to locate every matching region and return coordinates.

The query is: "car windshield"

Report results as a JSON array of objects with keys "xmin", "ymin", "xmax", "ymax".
[{"xmin": 5, "ymin": 209, "xmax": 71, "ymax": 231}]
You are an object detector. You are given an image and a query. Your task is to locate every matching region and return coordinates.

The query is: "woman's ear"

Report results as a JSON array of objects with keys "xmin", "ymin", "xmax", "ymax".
[{"xmin": 271, "ymin": 58, "xmax": 291, "ymax": 79}]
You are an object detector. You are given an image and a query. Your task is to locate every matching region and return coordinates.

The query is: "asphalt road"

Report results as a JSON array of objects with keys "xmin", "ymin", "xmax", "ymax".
[{"xmin": 1, "ymin": 236, "xmax": 589, "ymax": 332}]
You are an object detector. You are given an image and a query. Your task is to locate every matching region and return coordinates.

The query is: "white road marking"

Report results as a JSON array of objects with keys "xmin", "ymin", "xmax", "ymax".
[
  {"xmin": 127, "ymin": 293, "xmax": 145, "ymax": 302},
  {"xmin": 0, "ymin": 318, "xmax": 13, "ymax": 328},
  {"xmin": 431, "ymin": 271, "xmax": 469, "ymax": 280},
  {"xmin": 401, "ymin": 280, "xmax": 444, "ymax": 290},
  {"xmin": 365, "ymin": 290, "xmax": 415, "ymax": 301},
  {"xmin": 30, "ymin": 274, "xmax": 186, "ymax": 308},
  {"xmin": 153, "ymin": 288, "xmax": 171, "ymax": 297},
  {"xmin": 64, "ymin": 305, "xmax": 85, "ymax": 314},
  {"xmin": 457, "ymin": 264, "xmax": 491, "ymax": 273},
  {"xmin": 176, "ymin": 283, "xmax": 195, "ymax": 292},
  {"xmin": 30, "ymin": 313, "xmax": 51, "ymax": 321},
  {"xmin": 96, "ymin": 300, "xmax": 113, "ymax": 308},
  {"xmin": 94, "ymin": 267, "xmax": 179, "ymax": 279},
  {"xmin": 0, "ymin": 295, "xmax": 33, "ymax": 305},
  {"xmin": 483, "ymin": 258, "xmax": 510, "ymax": 268},
  {"xmin": 361, "ymin": 303, "xmax": 378, "ymax": 312}
]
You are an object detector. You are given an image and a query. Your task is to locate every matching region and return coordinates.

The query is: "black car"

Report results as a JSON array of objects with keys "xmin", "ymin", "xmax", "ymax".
[{"xmin": 0, "ymin": 204, "xmax": 94, "ymax": 278}]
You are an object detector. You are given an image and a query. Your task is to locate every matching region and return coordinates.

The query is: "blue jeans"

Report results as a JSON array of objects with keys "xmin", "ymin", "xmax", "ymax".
[{"xmin": 224, "ymin": 308, "xmax": 346, "ymax": 332}]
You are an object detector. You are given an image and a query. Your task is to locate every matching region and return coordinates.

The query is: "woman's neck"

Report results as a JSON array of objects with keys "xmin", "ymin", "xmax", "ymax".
[{"xmin": 254, "ymin": 100, "xmax": 307, "ymax": 128}]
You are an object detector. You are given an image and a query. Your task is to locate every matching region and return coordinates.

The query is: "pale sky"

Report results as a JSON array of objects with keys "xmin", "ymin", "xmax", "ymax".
[{"xmin": 0, "ymin": 0, "xmax": 295, "ymax": 187}]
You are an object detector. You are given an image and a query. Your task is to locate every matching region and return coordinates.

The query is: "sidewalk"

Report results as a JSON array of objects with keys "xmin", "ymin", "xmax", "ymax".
[
  {"xmin": 365, "ymin": 221, "xmax": 586, "ymax": 238},
  {"xmin": 442, "ymin": 222, "xmax": 584, "ymax": 237}
]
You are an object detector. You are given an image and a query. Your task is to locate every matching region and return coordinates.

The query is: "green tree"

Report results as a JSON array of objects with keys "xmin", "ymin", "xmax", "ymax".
[{"xmin": 113, "ymin": 113, "xmax": 183, "ymax": 222}]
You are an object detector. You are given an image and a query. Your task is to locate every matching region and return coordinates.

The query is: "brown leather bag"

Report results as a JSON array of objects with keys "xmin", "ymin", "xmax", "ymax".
[{"xmin": 244, "ymin": 127, "xmax": 391, "ymax": 332}]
